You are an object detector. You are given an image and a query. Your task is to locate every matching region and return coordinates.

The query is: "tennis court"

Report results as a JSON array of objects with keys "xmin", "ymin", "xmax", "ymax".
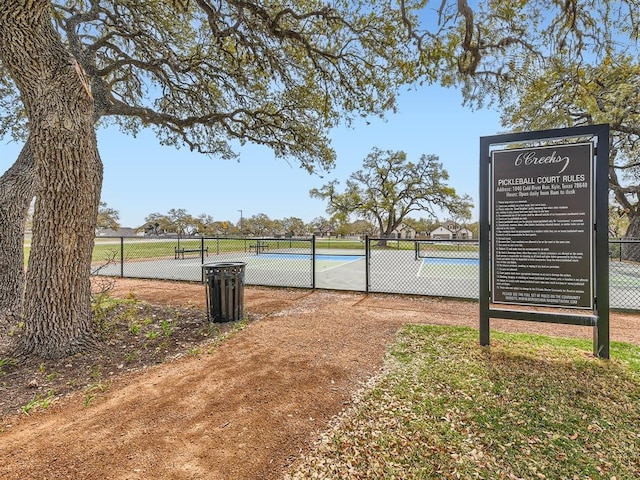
[
  {"xmin": 368, "ymin": 249, "xmax": 479, "ymax": 298},
  {"xmin": 610, "ymin": 261, "xmax": 640, "ymax": 310},
  {"xmin": 240, "ymin": 250, "xmax": 367, "ymax": 289},
  {"xmin": 418, "ymin": 257, "xmax": 479, "ymax": 278},
  {"xmin": 94, "ymin": 248, "xmax": 369, "ymax": 290},
  {"xmin": 92, "ymin": 236, "xmax": 640, "ymax": 310}
]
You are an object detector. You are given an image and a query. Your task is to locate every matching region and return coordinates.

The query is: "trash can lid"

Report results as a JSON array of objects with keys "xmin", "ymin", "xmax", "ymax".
[
  {"xmin": 203, "ymin": 262, "xmax": 246, "ymax": 266},
  {"xmin": 202, "ymin": 262, "xmax": 246, "ymax": 269}
]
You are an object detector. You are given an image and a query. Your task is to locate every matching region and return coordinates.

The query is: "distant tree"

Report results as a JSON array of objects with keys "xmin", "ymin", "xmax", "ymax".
[
  {"xmin": 166, "ymin": 209, "xmax": 198, "ymax": 235},
  {"xmin": 332, "ymin": 219, "xmax": 353, "ymax": 238},
  {"xmin": 350, "ymin": 220, "xmax": 377, "ymax": 238},
  {"xmin": 142, "ymin": 209, "xmax": 202, "ymax": 235},
  {"xmin": 282, "ymin": 217, "xmax": 306, "ymax": 237},
  {"xmin": 465, "ymin": 221, "xmax": 480, "ymax": 240},
  {"xmin": 143, "ymin": 213, "xmax": 172, "ymax": 235},
  {"xmin": 195, "ymin": 214, "xmax": 217, "ymax": 236},
  {"xmin": 310, "ymin": 216, "xmax": 335, "ymax": 237},
  {"xmin": 96, "ymin": 202, "xmax": 120, "ymax": 231},
  {"xmin": 310, "ymin": 148, "xmax": 472, "ymax": 244},
  {"xmin": 212, "ymin": 221, "xmax": 231, "ymax": 236},
  {"xmin": 243, "ymin": 214, "xmax": 274, "ymax": 237},
  {"xmin": 270, "ymin": 219, "xmax": 284, "ymax": 236}
]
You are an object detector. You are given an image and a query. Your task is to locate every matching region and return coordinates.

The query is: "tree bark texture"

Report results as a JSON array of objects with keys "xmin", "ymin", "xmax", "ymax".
[
  {"xmin": 0, "ymin": 138, "xmax": 35, "ymax": 328},
  {"xmin": 623, "ymin": 214, "xmax": 640, "ymax": 262},
  {"xmin": 0, "ymin": 1, "xmax": 103, "ymax": 358}
]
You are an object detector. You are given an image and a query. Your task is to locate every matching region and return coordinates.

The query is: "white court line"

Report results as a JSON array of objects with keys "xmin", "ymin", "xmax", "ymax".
[
  {"xmin": 316, "ymin": 257, "xmax": 363, "ymax": 273},
  {"xmin": 416, "ymin": 258, "xmax": 425, "ymax": 278}
]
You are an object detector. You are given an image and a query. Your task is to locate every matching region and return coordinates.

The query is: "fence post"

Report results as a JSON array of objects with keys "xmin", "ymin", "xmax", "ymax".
[
  {"xmin": 120, "ymin": 236, "xmax": 124, "ymax": 278},
  {"xmin": 365, "ymin": 235, "xmax": 370, "ymax": 293},
  {"xmin": 312, "ymin": 235, "xmax": 316, "ymax": 289}
]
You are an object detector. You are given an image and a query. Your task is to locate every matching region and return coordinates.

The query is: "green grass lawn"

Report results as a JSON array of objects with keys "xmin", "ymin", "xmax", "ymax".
[
  {"xmin": 90, "ymin": 238, "xmax": 369, "ymax": 263},
  {"xmin": 25, "ymin": 238, "xmax": 257, "ymax": 265},
  {"xmin": 24, "ymin": 237, "xmax": 480, "ymax": 264},
  {"xmin": 288, "ymin": 326, "xmax": 640, "ymax": 479},
  {"xmin": 21, "ymin": 237, "xmax": 417, "ymax": 266}
]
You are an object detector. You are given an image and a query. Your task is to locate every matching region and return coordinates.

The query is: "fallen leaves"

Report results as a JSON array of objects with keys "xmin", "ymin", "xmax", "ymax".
[{"xmin": 285, "ymin": 325, "xmax": 640, "ymax": 479}]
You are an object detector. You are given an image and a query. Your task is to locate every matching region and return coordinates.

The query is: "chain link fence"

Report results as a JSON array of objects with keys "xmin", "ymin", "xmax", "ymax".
[
  {"xmin": 93, "ymin": 235, "xmax": 640, "ymax": 311},
  {"xmin": 608, "ymin": 238, "xmax": 640, "ymax": 310},
  {"xmin": 92, "ymin": 236, "xmax": 316, "ymax": 287},
  {"xmin": 368, "ymin": 238, "xmax": 479, "ymax": 299}
]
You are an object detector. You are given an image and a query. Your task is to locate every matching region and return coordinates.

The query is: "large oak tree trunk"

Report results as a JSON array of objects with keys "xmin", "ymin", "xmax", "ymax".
[
  {"xmin": 623, "ymin": 213, "xmax": 640, "ymax": 262},
  {"xmin": 0, "ymin": 139, "xmax": 35, "ymax": 328},
  {"xmin": 0, "ymin": 1, "xmax": 103, "ymax": 358}
]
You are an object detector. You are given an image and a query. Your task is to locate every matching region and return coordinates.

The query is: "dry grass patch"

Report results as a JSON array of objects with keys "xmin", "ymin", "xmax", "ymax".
[{"xmin": 287, "ymin": 326, "xmax": 640, "ymax": 479}]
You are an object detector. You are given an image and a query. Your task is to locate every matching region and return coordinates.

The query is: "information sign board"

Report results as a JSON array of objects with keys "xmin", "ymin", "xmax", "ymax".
[{"xmin": 491, "ymin": 143, "xmax": 593, "ymax": 308}]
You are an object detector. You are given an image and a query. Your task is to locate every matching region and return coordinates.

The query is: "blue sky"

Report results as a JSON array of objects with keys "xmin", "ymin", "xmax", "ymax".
[{"xmin": 1, "ymin": 85, "xmax": 504, "ymax": 229}]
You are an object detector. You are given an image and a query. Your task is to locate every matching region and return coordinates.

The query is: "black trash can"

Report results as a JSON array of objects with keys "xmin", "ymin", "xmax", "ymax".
[{"xmin": 202, "ymin": 262, "xmax": 246, "ymax": 322}]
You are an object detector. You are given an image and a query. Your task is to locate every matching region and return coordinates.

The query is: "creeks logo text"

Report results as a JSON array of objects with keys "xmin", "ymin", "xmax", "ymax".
[{"xmin": 514, "ymin": 150, "xmax": 570, "ymax": 173}]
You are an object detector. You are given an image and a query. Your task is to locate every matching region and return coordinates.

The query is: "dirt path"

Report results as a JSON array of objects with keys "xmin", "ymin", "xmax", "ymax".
[{"xmin": 1, "ymin": 279, "xmax": 638, "ymax": 479}]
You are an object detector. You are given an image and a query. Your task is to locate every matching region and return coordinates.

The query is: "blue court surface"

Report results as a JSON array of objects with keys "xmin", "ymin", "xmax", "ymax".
[{"xmin": 257, "ymin": 253, "xmax": 363, "ymax": 262}]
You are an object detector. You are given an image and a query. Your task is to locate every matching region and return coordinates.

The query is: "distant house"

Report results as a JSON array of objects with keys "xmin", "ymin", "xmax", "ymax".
[
  {"xmin": 456, "ymin": 227, "xmax": 473, "ymax": 239},
  {"xmin": 430, "ymin": 221, "xmax": 473, "ymax": 240},
  {"xmin": 430, "ymin": 226, "xmax": 454, "ymax": 239},
  {"xmin": 389, "ymin": 223, "xmax": 417, "ymax": 239},
  {"xmin": 311, "ymin": 228, "xmax": 336, "ymax": 238}
]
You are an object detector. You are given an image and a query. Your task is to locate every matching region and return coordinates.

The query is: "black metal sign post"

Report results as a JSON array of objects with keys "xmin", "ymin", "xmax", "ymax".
[{"xmin": 479, "ymin": 125, "xmax": 610, "ymax": 358}]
